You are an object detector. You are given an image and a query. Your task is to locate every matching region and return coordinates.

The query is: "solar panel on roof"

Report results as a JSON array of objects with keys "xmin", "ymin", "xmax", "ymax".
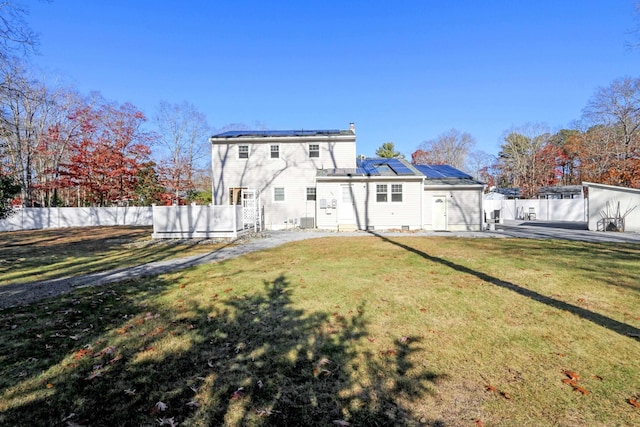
[
  {"xmin": 414, "ymin": 164, "xmax": 473, "ymax": 179},
  {"xmin": 211, "ymin": 129, "xmax": 343, "ymax": 138}
]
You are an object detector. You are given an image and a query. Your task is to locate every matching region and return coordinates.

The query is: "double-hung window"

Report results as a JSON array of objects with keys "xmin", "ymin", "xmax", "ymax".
[
  {"xmin": 306, "ymin": 187, "xmax": 316, "ymax": 201},
  {"xmin": 376, "ymin": 183, "xmax": 403, "ymax": 202},
  {"xmin": 238, "ymin": 145, "xmax": 249, "ymax": 159},
  {"xmin": 270, "ymin": 145, "xmax": 279, "ymax": 158},
  {"xmin": 376, "ymin": 184, "xmax": 388, "ymax": 202},
  {"xmin": 391, "ymin": 184, "xmax": 403, "ymax": 202},
  {"xmin": 309, "ymin": 144, "xmax": 320, "ymax": 158},
  {"xmin": 274, "ymin": 187, "xmax": 285, "ymax": 202}
]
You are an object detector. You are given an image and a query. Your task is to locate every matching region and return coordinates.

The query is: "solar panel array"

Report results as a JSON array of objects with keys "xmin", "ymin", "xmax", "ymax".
[
  {"xmin": 414, "ymin": 164, "xmax": 473, "ymax": 179},
  {"xmin": 212, "ymin": 129, "xmax": 343, "ymax": 138},
  {"xmin": 357, "ymin": 158, "xmax": 416, "ymax": 176}
]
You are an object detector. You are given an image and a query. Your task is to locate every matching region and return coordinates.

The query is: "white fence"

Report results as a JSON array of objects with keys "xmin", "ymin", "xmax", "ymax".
[
  {"xmin": 483, "ymin": 199, "xmax": 587, "ymax": 223},
  {"xmin": 0, "ymin": 206, "xmax": 153, "ymax": 232},
  {"xmin": 151, "ymin": 204, "xmax": 245, "ymax": 239}
]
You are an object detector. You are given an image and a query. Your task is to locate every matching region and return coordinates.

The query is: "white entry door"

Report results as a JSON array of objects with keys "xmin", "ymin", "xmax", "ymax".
[
  {"xmin": 339, "ymin": 184, "xmax": 355, "ymax": 223},
  {"xmin": 432, "ymin": 195, "xmax": 447, "ymax": 231}
]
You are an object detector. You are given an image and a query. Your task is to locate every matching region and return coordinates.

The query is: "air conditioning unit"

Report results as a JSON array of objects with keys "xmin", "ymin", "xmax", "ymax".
[{"xmin": 299, "ymin": 217, "xmax": 315, "ymax": 229}]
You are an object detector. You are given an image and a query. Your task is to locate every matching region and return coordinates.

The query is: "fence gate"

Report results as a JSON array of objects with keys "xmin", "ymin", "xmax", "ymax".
[{"xmin": 242, "ymin": 189, "xmax": 261, "ymax": 231}]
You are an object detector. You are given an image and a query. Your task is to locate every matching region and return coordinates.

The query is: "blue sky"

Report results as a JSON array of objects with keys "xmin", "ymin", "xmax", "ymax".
[{"xmin": 27, "ymin": 0, "xmax": 640, "ymax": 159}]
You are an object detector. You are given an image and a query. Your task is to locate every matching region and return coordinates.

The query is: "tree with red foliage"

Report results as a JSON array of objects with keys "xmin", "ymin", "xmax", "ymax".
[
  {"xmin": 496, "ymin": 124, "xmax": 561, "ymax": 198},
  {"xmin": 61, "ymin": 97, "xmax": 154, "ymax": 206}
]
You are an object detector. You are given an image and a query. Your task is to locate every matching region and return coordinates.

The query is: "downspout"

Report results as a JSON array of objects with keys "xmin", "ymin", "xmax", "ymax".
[{"xmin": 420, "ymin": 176, "xmax": 425, "ymax": 230}]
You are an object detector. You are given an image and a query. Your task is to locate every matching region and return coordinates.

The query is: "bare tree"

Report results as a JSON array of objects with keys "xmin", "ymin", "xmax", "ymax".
[
  {"xmin": 0, "ymin": 1, "xmax": 39, "ymax": 62},
  {"xmin": 465, "ymin": 150, "xmax": 495, "ymax": 181},
  {"xmin": 412, "ymin": 129, "xmax": 475, "ymax": 170},
  {"xmin": 582, "ymin": 76, "xmax": 640, "ymax": 160},
  {"xmin": 154, "ymin": 100, "xmax": 211, "ymax": 203},
  {"xmin": 0, "ymin": 58, "xmax": 52, "ymax": 205},
  {"xmin": 496, "ymin": 123, "xmax": 559, "ymax": 198}
]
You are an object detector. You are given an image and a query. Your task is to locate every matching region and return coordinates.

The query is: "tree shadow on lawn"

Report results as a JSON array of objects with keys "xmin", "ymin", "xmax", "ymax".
[
  {"xmin": 0, "ymin": 273, "xmax": 447, "ymax": 426},
  {"xmin": 473, "ymin": 238, "xmax": 640, "ymax": 296},
  {"xmin": 372, "ymin": 233, "xmax": 640, "ymax": 342}
]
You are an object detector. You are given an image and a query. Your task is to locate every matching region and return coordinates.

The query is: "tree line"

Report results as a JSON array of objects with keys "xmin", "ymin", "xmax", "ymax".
[
  {"xmin": 0, "ymin": 3, "xmax": 215, "ymax": 216},
  {"xmin": 401, "ymin": 76, "xmax": 640, "ymax": 198}
]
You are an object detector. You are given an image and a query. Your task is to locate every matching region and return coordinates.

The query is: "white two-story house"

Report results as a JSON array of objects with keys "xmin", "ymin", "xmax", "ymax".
[{"xmin": 210, "ymin": 125, "xmax": 357, "ymax": 229}]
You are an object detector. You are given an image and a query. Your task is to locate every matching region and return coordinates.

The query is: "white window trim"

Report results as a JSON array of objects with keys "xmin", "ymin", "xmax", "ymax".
[
  {"xmin": 376, "ymin": 183, "xmax": 404, "ymax": 203},
  {"xmin": 306, "ymin": 187, "xmax": 316, "ymax": 201},
  {"xmin": 376, "ymin": 184, "xmax": 388, "ymax": 203},
  {"xmin": 391, "ymin": 184, "xmax": 403, "ymax": 203},
  {"xmin": 270, "ymin": 144, "xmax": 279, "ymax": 159},
  {"xmin": 238, "ymin": 145, "xmax": 249, "ymax": 159},
  {"xmin": 309, "ymin": 144, "xmax": 320, "ymax": 158},
  {"xmin": 273, "ymin": 186, "xmax": 285, "ymax": 203}
]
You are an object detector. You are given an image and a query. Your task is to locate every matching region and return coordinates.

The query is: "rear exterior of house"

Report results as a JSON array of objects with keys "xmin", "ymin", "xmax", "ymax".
[
  {"xmin": 210, "ymin": 125, "xmax": 485, "ymax": 232},
  {"xmin": 315, "ymin": 158, "xmax": 424, "ymax": 231},
  {"xmin": 210, "ymin": 127, "xmax": 356, "ymax": 230}
]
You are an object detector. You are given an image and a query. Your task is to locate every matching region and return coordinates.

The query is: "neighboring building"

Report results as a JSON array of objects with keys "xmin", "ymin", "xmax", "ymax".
[
  {"xmin": 583, "ymin": 182, "xmax": 640, "ymax": 232},
  {"xmin": 210, "ymin": 124, "xmax": 485, "ymax": 231}
]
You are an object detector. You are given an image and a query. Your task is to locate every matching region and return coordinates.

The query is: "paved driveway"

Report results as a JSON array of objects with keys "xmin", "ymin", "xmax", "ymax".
[{"xmin": 493, "ymin": 220, "xmax": 640, "ymax": 243}]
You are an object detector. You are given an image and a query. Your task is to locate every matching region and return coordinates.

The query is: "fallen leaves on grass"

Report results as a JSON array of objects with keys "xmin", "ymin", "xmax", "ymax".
[
  {"xmin": 485, "ymin": 384, "xmax": 510, "ymax": 399},
  {"xmin": 150, "ymin": 401, "xmax": 168, "ymax": 414},
  {"xmin": 157, "ymin": 417, "xmax": 177, "ymax": 426},
  {"xmin": 561, "ymin": 371, "xmax": 588, "ymax": 395},
  {"xmin": 230, "ymin": 387, "xmax": 245, "ymax": 400},
  {"xmin": 628, "ymin": 398, "xmax": 640, "ymax": 409},
  {"xmin": 562, "ymin": 370, "xmax": 580, "ymax": 381},
  {"xmin": 313, "ymin": 357, "xmax": 332, "ymax": 377}
]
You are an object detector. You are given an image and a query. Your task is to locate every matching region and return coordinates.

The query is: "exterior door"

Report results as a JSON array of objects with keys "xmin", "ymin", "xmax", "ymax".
[
  {"xmin": 432, "ymin": 195, "xmax": 447, "ymax": 230},
  {"xmin": 339, "ymin": 184, "xmax": 355, "ymax": 223}
]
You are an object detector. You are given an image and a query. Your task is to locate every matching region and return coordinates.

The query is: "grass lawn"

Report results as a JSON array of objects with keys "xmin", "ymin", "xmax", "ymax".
[
  {"xmin": 0, "ymin": 232, "xmax": 639, "ymax": 426},
  {"xmin": 0, "ymin": 226, "xmax": 226, "ymax": 286}
]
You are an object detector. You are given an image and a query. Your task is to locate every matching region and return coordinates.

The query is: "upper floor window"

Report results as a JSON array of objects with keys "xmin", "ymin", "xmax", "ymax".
[
  {"xmin": 306, "ymin": 187, "xmax": 316, "ymax": 201},
  {"xmin": 238, "ymin": 145, "xmax": 249, "ymax": 159},
  {"xmin": 270, "ymin": 145, "xmax": 279, "ymax": 158},
  {"xmin": 391, "ymin": 184, "xmax": 403, "ymax": 202},
  {"xmin": 309, "ymin": 144, "xmax": 320, "ymax": 158},
  {"xmin": 376, "ymin": 184, "xmax": 388, "ymax": 202}
]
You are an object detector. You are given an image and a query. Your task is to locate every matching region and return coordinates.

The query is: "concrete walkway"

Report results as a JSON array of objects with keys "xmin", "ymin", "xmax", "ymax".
[{"xmin": 1, "ymin": 223, "xmax": 637, "ymax": 309}]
